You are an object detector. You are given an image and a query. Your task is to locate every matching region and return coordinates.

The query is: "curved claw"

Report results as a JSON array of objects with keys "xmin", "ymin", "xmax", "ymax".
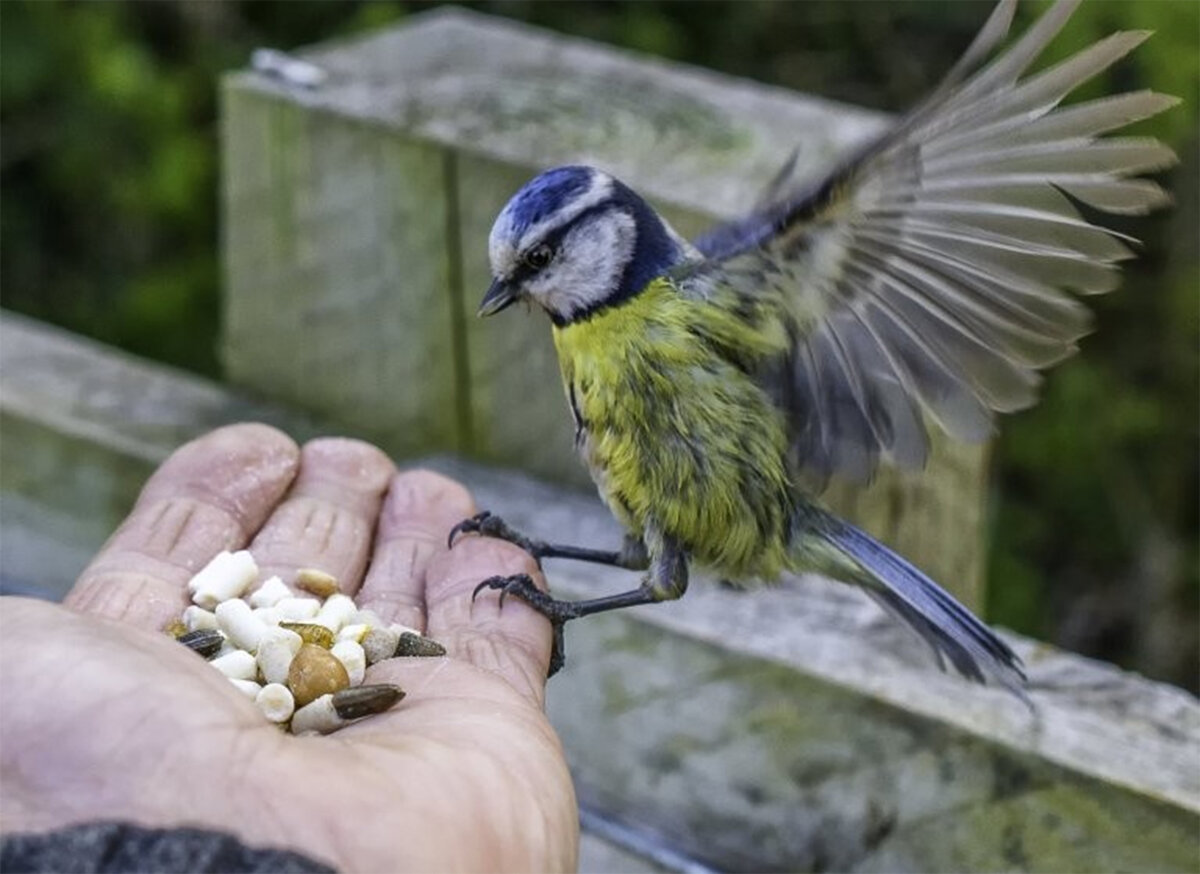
[
  {"xmin": 471, "ymin": 575, "xmax": 500, "ymax": 602},
  {"xmin": 472, "ymin": 574, "xmax": 533, "ymax": 610},
  {"xmin": 447, "ymin": 512, "xmax": 547, "ymax": 571},
  {"xmin": 449, "ymin": 511, "xmax": 494, "ymax": 549}
]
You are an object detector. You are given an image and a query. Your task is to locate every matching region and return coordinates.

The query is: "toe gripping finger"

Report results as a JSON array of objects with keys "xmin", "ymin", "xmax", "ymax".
[
  {"xmin": 448, "ymin": 511, "xmax": 545, "ymax": 567},
  {"xmin": 448, "ymin": 511, "xmax": 494, "ymax": 549},
  {"xmin": 471, "ymin": 575, "xmax": 581, "ymax": 621},
  {"xmin": 471, "ymin": 574, "xmax": 576, "ymax": 676}
]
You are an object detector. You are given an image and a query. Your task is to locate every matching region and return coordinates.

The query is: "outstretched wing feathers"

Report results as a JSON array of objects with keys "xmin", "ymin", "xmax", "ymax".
[
  {"xmin": 924, "ymin": 137, "xmax": 1174, "ymax": 178},
  {"xmin": 686, "ymin": 0, "xmax": 1177, "ymax": 487},
  {"xmin": 934, "ymin": 89, "xmax": 1179, "ymax": 150},
  {"xmin": 947, "ymin": 30, "xmax": 1154, "ymax": 129},
  {"xmin": 928, "ymin": 0, "xmax": 1082, "ymax": 119}
]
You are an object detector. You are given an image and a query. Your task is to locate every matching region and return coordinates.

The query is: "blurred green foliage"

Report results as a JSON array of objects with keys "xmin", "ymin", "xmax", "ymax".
[{"xmin": 1, "ymin": 0, "xmax": 1196, "ymax": 689}]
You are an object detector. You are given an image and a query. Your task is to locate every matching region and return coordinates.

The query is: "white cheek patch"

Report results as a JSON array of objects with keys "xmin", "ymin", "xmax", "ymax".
[{"xmin": 527, "ymin": 211, "xmax": 636, "ymax": 319}]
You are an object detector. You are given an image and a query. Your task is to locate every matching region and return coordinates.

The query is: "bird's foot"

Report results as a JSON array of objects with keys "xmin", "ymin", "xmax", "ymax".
[
  {"xmin": 472, "ymin": 573, "xmax": 580, "ymax": 676},
  {"xmin": 449, "ymin": 512, "xmax": 548, "ymax": 567}
]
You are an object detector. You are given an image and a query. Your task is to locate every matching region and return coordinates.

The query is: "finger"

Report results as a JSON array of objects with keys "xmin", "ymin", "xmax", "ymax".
[
  {"xmin": 66, "ymin": 424, "xmax": 300, "ymax": 630},
  {"xmin": 426, "ymin": 538, "xmax": 553, "ymax": 705},
  {"xmin": 356, "ymin": 471, "xmax": 476, "ymax": 633},
  {"xmin": 248, "ymin": 438, "xmax": 396, "ymax": 599}
]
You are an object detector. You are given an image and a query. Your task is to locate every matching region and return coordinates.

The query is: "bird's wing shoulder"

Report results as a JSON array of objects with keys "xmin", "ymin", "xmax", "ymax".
[{"xmin": 681, "ymin": 0, "xmax": 1177, "ymax": 489}]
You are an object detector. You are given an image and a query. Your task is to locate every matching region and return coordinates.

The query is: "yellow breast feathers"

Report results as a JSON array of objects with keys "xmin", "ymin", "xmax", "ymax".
[{"xmin": 551, "ymin": 279, "xmax": 795, "ymax": 579}]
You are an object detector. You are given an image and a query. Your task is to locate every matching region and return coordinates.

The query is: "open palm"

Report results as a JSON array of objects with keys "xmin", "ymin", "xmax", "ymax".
[{"xmin": 0, "ymin": 425, "xmax": 578, "ymax": 873}]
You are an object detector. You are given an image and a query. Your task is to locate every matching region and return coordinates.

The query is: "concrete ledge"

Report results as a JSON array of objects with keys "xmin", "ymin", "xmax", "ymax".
[{"xmin": 2, "ymin": 312, "xmax": 1197, "ymax": 872}]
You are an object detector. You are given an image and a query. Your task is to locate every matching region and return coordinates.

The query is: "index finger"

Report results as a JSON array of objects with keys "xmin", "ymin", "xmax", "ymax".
[{"xmin": 66, "ymin": 423, "xmax": 300, "ymax": 630}]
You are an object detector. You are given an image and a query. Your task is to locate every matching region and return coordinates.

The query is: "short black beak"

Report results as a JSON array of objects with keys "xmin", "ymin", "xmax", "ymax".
[{"xmin": 478, "ymin": 279, "xmax": 518, "ymax": 317}]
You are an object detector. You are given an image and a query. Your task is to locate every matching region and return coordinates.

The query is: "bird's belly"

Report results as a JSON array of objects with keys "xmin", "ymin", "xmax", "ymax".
[
  {"xmin": 551, "ymin": 286, "xmax": 796, "ymax": 579},
  {"xmin": 569, "ymin": 370, "xmax": 794, "ymax": 581}
]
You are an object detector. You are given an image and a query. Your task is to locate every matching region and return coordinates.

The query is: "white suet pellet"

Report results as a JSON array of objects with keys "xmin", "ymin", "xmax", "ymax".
[
  {"xmin": 215, "ymin": 639, "xmax": 239, "ymax": 659},
  {"xmin": 289, "ymin": 694, "xmax": 343, "ymax": 735},
  {"xmin": 361, "ymin": 626, "xmax": 400, "ymax": 665},
  {"xmin": 215, "ymin": 598, "xmax": 270, "ymax": 653},
  {"xmin": 330, "ymin": 640, "xmax": 366, "ymax": 686},
  {"xmin": 182, "ymin": 605, "xmax": 218, "ymax": 633},
  {"xmin": 211, "ymin": 649, "xmax": 258, "ymax": 681},
  {"xmin": 256, "ymin": 628, "xmax": 303, "ymax": 685},
  {"xmin": 228, "ymin": 678, "xmax": 262, "ymax": 700},
  {"xmin": 252, "ymin": 607, "xmax": 280, "ymax": 627},
  {"xmin": 248, "ymin": 576, "xmax": 294, "ymax": 609},
  {"xmin": 336, "ymin": 623, "xmax": 370, "ymax": 644},
  {"xmin": 263, "ymin": 625, "xmax": 303, "ymax": 654},
  {"xmin": 255, "ymin": 683, "xmax": 295, "ymax": 723},
  {"xmin": 274, "ymin": 597, "xmax": 321, "ymax": 621},
  {"xmin": 187, "ymin": 550, "xmax": 258, "ymax": 609},
  {"xmin": 351, "ymin": 608, "xmax": 385, "ymax": 629},
  {"xmin": 314, "ymin": 594, "xmax": 357, "ymax": 633}
]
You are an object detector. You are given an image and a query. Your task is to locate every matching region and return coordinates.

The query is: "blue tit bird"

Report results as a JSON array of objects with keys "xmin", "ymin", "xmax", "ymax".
[{"xmin": 451, "ymin": 0, "xmax": 1178, "ymax": 694}]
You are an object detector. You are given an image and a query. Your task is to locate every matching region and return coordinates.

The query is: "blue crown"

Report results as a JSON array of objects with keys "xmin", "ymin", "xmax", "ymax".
[{"xmin": 502, "ymin": 166, "xmax": 594, "ymax": 236}]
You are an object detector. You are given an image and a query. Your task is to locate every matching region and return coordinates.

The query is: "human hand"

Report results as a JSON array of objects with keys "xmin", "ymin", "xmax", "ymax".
[{"xmin": 0, "ymin": 424, "xmax": 578, "ymax": 873}]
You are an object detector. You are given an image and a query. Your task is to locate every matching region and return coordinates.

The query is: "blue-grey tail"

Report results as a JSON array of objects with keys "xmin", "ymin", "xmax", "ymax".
[{"xmin": 817, "ymin": 513, "xmax": 1028, "ymax": 698}]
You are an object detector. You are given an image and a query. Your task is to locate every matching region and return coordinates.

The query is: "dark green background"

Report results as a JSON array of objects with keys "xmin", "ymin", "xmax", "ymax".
[{"xmin": 2, "ymin": 0, "xmax": 1196, "ymax": 690}]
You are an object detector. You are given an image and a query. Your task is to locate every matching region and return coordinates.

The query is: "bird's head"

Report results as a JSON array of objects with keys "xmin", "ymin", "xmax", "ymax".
[{"xmin": 480, "ymin": 165, "xmax": 691, "ymax": 325}]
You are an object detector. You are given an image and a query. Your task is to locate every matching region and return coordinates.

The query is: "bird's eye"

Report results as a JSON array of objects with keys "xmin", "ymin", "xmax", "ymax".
[{"xmin": 524, "ymin": 244, "xmax": 553, "ymax": 271}]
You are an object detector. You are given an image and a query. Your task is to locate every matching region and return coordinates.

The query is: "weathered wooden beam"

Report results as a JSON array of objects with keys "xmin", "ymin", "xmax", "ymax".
[
  {"xmin": 3, "ymin": 313, "xmax": 1196, "ymax": 873},
  {"xmin": 221, "ymin": 8, "xmax": 988, "ymax": 608}
]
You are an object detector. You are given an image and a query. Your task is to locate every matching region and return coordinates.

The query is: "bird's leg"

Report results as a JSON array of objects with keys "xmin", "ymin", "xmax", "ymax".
[
  {"xmin": 449, "ymin": 511, "xmax": 648, "ymax": 570},
  {"xmin": 471, "ymin": 536, "xmax": 687, "ymax": 676}
]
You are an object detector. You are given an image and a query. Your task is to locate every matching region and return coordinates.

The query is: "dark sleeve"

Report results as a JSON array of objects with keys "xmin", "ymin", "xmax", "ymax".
[{"xmin": 1, "ymin": 821, "xmax": 336, "ymax": 873}]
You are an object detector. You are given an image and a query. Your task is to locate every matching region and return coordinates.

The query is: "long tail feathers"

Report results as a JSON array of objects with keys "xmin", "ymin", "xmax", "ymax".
[{"xmin": 813, "ymin": 513, "xmax": 1029, "ymax": 701}]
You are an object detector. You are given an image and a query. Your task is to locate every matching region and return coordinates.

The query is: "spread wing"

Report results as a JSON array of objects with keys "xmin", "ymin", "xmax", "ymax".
[{"xmin": 687, "ymin": 0, "xmax": 1178, "ymax": 487}]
